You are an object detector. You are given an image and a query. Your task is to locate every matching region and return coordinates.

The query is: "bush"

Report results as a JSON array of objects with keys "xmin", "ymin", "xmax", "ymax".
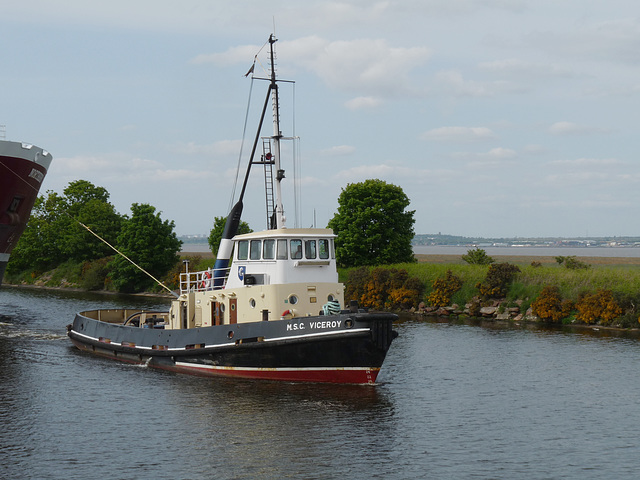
[
  {"xmin": 462, "ymin": 248, "xmax": 494, "ymax": 265},
  {"xmin": 428, "ymin": 270, "xmax": 463, "ymax": 307},
  {"xmin": 346, "ymin": 266, "xmax": 423, "ymax": 311},
  {"xmin": 476, "ymin": 262, "xmax": 520, "ymax": 298},
  {"xmin": 80, "ymin": 257, "xmax": 112, "ymax": 290},
  {"xmin": 531, "ymin": 285, "xmax": 573, "ymax": 323},
  {"xmin": 555, "ymin": 255, "xmax": 590, "ymax": 270},
  {"xmin": 345, "ymin": 266, "xmax": 371, "ymax": 305},
  {"xmin": 575, "ymin": 289, "xmax": 622, "ymax": 325}
]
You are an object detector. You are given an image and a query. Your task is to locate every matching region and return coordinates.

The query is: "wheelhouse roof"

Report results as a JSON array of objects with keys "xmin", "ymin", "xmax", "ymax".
[{"xmin": 233, "ymin": 228, "xmax": 336, "ymax": 241}]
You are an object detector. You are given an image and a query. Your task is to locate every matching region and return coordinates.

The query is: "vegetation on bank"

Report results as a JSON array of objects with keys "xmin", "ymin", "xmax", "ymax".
[
  {"xmin": 6, "ymin": 180, "xmax": 182, "ymax": 293},
  {"xmin": 339, "ymin": 254, "xmax": 640, "ymax": 329}
]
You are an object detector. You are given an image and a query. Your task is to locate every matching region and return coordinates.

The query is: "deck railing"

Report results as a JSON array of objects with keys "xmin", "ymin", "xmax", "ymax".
[{"xmin": 179, "ymin": 267, "xmax": 230, "ymax": 294}]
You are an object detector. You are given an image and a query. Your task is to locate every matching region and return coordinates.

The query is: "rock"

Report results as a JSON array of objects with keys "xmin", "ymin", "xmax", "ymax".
[
  {"xmin": 496, "ymin": 312, "xmax": 511, "ymax": 320},
  {"xmin": 480, "ymin": 306, "xmax": 497, "ymax": 316}
]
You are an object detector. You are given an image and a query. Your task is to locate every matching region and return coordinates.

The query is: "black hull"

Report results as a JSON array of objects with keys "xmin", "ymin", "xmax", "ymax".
[{"xmin": 68, "ymin": 311, "xmax": 398, "ymax": 384}]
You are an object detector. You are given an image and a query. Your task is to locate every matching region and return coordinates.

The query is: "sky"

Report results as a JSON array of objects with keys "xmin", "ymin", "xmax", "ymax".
[{"xmin": 2, "ymin": 0, "xmax": 640, "ymax": 238}]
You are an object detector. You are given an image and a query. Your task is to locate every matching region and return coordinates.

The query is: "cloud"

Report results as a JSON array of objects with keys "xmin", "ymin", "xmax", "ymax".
[
  {"xmin": 478, "ymin": 58, "xmax": 577, "ymax": 79},
  {"xmin": 481, "ymin": 147, "xmax": 517, "ymax": 159},
  {"xmin": 543, "ymin": 171, "xmax": 640, "ymax": 186},
  {"xmin": 196, "ymin": 36, "xmax": 432, "ymax": 98},
  {"xmin": 548, "ymin": 121, "xmax": 609, "ymax": 135},
  {"xmin": 421, "ymin": 126, "xmax": 496, "ymax": 142},
  {"xmin": 321, "ymin": 145, "xmax": 356, "ymax": 156},
  {"xmin": 345, "ymin": 96, "xmax": 383, "ymax": 110},
  {"xmin": 171, "ymin": 140, "xmax": 242, "ymax": 156},
  {"xmin": 526, "ymin": 18, "xmax": 640, "ymax": 65},
  {"xmin": 548, "ymin": 157, "xmax": 624, "ymax": 167}
]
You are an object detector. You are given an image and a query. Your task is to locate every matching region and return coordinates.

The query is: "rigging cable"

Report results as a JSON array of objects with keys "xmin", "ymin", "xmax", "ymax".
[
  {"xmin": 229, "ymin": 72, "xmax": 255, "ymax": 212},
  {"xmin": 228, "ymin": 38, "xmax": 271, "ymax": 212}
]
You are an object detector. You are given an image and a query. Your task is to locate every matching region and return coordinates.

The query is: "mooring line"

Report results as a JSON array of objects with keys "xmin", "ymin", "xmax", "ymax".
[{"xmin": 78, "ymin": 221, "xmax": 178, "ymax": 298}]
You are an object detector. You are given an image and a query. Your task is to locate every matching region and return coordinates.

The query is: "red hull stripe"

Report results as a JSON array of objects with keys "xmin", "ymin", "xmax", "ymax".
[
  {"xmin": 70, "ymin": 338, "xmax": 381, "ymax": 384},
  {"xmin": 172, "ymin": 362, "xmax": 380, "ymax": 384}
]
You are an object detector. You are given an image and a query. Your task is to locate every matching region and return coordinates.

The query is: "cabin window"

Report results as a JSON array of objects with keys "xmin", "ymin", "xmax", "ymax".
[
  {"xmin": 319, "ymin": 239, "xmax": 330, "ymax": 259},
  {"xmin": 305, "ymin": 240, "xmax": 317, "ymax": 259},
  {"xmin": 250, "ymin": 240, "xmax": 262, "ymax": 260},
  {"xmin": 263, "ymin": 239, "xmax": 275, "ymax": 259},
  {"xmin": 330, "ymin": 239, "xmax": 336, "ymax": 259},
  {"xmin": 277, "ymin": 239, "xmax": 288, "ymax": 259},
  {"xmin": 290, "ymin": 239, "xmax": 302, "ymax": 259},
  {"xmin": 237, "ymin": 241, "xmax": 249, "ymax": 260}
]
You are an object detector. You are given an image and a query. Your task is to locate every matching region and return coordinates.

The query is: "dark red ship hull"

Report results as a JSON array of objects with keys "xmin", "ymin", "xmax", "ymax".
[{"xmin": 0, "ymin": 140, "xmax": 53, "ymax": 285}]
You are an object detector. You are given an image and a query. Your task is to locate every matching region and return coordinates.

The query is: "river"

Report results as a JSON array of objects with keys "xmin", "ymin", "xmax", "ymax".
[{"xmin": 2, "ymin": 286, "xmax": 640, "ymax": 479}]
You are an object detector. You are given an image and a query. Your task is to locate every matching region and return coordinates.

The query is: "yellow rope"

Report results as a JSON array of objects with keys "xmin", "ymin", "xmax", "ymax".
[{"xmin": 78, "ymin": 221, "xmax": 178, "ymax": 297}]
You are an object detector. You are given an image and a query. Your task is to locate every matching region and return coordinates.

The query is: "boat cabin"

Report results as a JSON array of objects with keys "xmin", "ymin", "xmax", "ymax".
[{"xmin": 168, "ymin": 228, "xmax": 344, "ymax": 329}]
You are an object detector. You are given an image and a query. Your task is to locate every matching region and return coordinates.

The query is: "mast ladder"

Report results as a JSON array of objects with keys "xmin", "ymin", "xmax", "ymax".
[{"xmin": 262, "ymin": 138, "xmax": 276, "ymax": 228}]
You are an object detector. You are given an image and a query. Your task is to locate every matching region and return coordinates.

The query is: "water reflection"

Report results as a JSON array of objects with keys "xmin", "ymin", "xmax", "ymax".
[{"xmin": 398, "ymin": 312, "xmax": 640, "ymax": 340}]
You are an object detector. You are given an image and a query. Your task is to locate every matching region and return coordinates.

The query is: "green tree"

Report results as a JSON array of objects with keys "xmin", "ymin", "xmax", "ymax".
[
  {"xmin": 208, "ymin": 216, "xmax": 252, "ymax": 256},
  {"xmin": 328, "ymin": 179, "xmax": 415, "ymax": 268},
  {"xmin": 109, "ymin": 203, "xmax": 182, "ymax": 293},
  {"xmin": 7, "ymin": 180, "xmax": 124, "ymax": 273},
  {"xmin": 7, "ymin": 192, "xmax": 66, "ymax": 273},
  {"xmin": 59, "ymin": 180, "xmax": 123, "ymax": 261}
]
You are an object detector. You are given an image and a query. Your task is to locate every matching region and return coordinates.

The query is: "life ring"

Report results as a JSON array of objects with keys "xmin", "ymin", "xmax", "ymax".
[
  {"xmin": 281, "ymin": 309, "xmax": 296, "ymax": 318},
  {"xmin": 201, "ymin": 271, "xmax": 212, "ymax": 290}
]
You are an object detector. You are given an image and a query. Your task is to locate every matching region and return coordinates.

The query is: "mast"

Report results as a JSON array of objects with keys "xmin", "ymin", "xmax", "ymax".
[
  {"xmin": 269, "ymin": 34, "xmax": 286, "ymax": 230},
  {"xmin": 212, "ymin": 34, "xmax": 285, "ymax": 287}
]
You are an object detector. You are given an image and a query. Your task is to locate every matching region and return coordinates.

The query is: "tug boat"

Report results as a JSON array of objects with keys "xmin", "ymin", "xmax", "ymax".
[
  {"xmin": 0, "ymin": 138, "xmax": 53, "ymax": 286},
  {"xmin": 67, "ymin": 35, "xmax": 398, "ymax": 384}
]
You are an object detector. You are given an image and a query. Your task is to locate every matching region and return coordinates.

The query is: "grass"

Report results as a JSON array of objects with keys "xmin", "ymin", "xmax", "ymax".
[{"xmin": 340, "ymin": 254, "xmax": 640, "ymax": 310}]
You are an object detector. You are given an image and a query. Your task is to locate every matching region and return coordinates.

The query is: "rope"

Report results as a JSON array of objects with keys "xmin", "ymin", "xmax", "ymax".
[
  {"xmin": 0, "ymin": 160, "xmax": 42, "ymax": 194},
  {"xmin": 78, "ymin": 221, "xmax": 178, "ymax": 298},
  {"xmin": 322, "ymin": 300, "xmax": 341, "ymax": 316}
]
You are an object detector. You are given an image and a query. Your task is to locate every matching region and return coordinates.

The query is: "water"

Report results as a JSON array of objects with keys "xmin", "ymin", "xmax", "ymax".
[{"xmin": 2, "ymin": 287, "xmax": 640, "ymax": 479}]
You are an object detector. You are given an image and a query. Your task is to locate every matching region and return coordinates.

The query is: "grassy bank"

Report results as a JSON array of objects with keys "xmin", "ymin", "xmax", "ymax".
[
  {"xmin": 339, "ymin": 255, "xmax": 640, "ymax": 327},
  {"xmin": 8, "ymin": 252, "xmax": 640, "ymax": 328}
]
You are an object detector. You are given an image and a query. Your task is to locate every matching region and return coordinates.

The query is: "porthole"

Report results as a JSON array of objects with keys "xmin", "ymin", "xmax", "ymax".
[
  {"xmin": 220, "ymin": 304, "xmax": 226, "ymax": 312},
  {"xmin": 327, "ymin": 294, "xmax": 335, "ymax": 302},
  {"xmin": 227, "ymin": 331, "xmax": 234, "ymax": 339},
  {"xmin": 345, "ymin": 319, "xmax": 353, "ymax": 328},
  {"xmin": 289, "ymin": 295, "xmax": 299, "ymax": 305},
  {"xmin": 249, "ymin": 298, "xmax": 256, "ymax": 308},
  {"xmin": 231, "ymin": 303, "xmax": 236, "ymax": 311}
]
